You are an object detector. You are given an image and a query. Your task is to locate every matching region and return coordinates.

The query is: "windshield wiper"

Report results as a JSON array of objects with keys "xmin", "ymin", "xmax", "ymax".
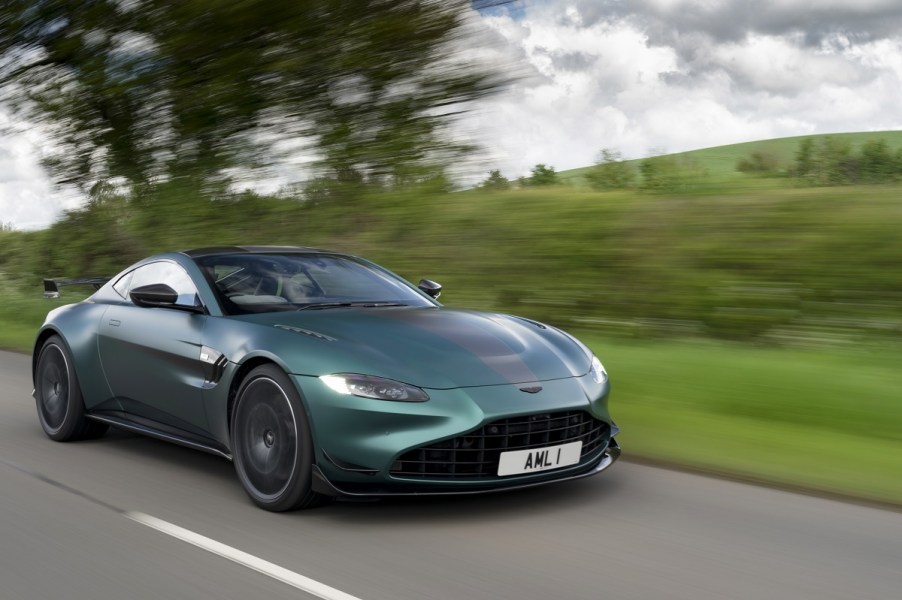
[{"xmin": 295, "ymin": 301, "xmax": 408, "ymax": 311}]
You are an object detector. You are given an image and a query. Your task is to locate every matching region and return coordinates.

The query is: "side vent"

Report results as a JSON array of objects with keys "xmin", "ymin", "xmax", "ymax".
[{"xmin": 199, "ymin": 346, "xmax": 229, "ymax": 385}]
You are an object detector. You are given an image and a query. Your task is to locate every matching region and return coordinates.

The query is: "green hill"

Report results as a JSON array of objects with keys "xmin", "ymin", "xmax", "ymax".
[{"xmin": 559, "ymin": 130, "xmax": 902, "ymax": 185}]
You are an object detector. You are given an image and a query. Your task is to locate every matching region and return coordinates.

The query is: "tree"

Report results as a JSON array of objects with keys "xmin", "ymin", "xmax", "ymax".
[
  {"xmin": 0, "ymin": 1, "xmax": 502, "ymax": 193},
  {"xmin": 790, "ymin": 136, "xmax": 902, "ymax": 185},
  {"xmin": 524, "ymin": 164, "xmax": 559, "ymax": 186},
  {"xmin": 793, "ymin": 138, "xmax": 815, "ymax": 178},
  {"xmin": 585, "ymin": 149, "xmax": 635, "ymax": 190},
  {"xmin": 859, "ymin": 139, "xmax": 896, "ymax": 183},
  {"xmin": 813, "ymin": 136, "xmax": 854, "ymax": 185},
  {"xmin": 478, "ymin": 169, "xmax": 511, "ymax": 191}
]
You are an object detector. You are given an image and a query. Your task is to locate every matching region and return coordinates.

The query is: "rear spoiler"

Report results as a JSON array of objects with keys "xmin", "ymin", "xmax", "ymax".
[{"xmin": 43, "ymin": 277, "xmax": 110, "ymax": 299}]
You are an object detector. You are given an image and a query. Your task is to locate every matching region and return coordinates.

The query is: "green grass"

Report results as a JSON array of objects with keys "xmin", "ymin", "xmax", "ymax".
[{"xmin": 582, "ymin": 335, "xmax": 902, "ymax": 504}]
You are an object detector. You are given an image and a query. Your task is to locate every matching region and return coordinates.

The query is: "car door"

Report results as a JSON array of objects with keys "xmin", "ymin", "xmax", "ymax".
[{"xmin": 98, "ymin": 260, "xmax": 209, "ymax": 435}]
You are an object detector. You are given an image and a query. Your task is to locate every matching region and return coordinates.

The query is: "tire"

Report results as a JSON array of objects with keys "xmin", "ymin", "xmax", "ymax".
[
  {"xmin": 34, "ymin": 335, "xmax": 108, "ymax": 442},
  {"xmin": 230, "ymin": 364, "xmax": 328, "ymax": 511}
]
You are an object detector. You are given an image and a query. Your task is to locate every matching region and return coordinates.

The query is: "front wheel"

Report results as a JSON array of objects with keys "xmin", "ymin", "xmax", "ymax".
[
  {"xmin": 34, "ymin": 335, "xmax": 108, "ymax": 441},
  {"xmin": 231, "ymin": 364, "xmax": 328, "ymax": 511}
]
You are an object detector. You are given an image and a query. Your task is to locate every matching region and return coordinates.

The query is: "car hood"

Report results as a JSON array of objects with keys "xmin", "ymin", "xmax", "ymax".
[{"xmin": 236, "ymin": 307, "xmax": 592, "ymax": 389}]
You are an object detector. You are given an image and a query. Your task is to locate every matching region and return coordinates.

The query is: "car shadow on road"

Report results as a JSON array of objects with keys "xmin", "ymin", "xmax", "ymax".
[
  {"xmin": 98, "ymin": 428, "xmax": 240, "ymax": 480},
  {"xmin": 321, "ymin": 474, "xmax": 626, "ymax": 524}
]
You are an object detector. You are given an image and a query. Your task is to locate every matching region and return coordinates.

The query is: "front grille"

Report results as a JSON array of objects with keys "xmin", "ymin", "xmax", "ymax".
[{"xmin": 390, "ymin": 411, "xmax": 609, "ymax": 479}]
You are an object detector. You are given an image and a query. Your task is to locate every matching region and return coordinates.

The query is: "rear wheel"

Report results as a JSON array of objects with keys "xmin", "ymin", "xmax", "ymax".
[
  {"xmin": 34, "ymin": 335, "xmax": 108, "ymax": 441},
  {"xmin": 231, "ymin": 364, "xmax": 328, "ymax": 511}
]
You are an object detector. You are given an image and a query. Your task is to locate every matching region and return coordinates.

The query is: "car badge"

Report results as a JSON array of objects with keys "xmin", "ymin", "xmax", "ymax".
[{"xmin": 519, "ymin": 385, "xmax": 543, "ymax": 394}]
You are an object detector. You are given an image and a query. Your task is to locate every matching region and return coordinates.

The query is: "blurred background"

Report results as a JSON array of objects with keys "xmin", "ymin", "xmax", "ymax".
[{"xmin": 1, "ymin": 0, "xmax": 901, "ymax": 505}]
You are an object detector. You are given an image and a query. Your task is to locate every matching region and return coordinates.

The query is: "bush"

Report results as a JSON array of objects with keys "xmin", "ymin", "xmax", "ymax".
[
  {"xmin": 585, "ymin": 149, "xmax": 636, "ymax": 190},
  {"xmin": 478, "ymin": 169, "xmax": 511, "ymax": 191},
  {"xmin": 638, "ymin": 155, "xmax": 706, "ymax": 192},
  {"xmin": 736, "ymin": 151, "xmax": 780, "ymax": 174},
  {"xmin": 523, "ymin": 164, "xmax": 559, "ymax": 187}
]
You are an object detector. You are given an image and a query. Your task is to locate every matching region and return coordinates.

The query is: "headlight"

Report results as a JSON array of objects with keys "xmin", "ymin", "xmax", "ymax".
[
  {"xmin": 589, "ymin": 355, "xmax": 607, "ymax": 384},
  {"xmin": 320, "ymin": 373, "xmax": 429, "ymax": 402}
]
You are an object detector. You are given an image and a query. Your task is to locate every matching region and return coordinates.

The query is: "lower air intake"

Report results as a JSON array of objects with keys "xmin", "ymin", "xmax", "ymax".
[{"xmin": 391, "ymin": 410, "xmax": 609, "ymax": 479}]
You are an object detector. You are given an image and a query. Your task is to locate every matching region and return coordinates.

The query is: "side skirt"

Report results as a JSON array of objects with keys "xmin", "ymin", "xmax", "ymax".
[{"xmin": 86, "ymin": 412, "xmax": 233, "ymax": 461}]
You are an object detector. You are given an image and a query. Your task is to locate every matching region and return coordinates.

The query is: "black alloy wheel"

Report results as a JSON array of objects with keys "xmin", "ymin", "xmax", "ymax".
[
  {"xmin": 35, "ymin": 335, "xmax": 108, "ymax": 441},
  {"xmin": 231, "ymin": 364, "xmax": 327, "ymax": 511}
]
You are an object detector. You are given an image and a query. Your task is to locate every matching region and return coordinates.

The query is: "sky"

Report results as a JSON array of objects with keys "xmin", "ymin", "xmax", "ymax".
[
  {"xmin": 462, "ymin": 0, "xmax": 902, "ymax": 180},
  {"xmin": 3, "ymin": 0, "xmax": 902, "ymax": 229}
]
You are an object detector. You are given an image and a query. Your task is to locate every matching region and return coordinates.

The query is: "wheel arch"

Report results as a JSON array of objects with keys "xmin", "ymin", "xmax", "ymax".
[
  {"xmin": 32, "ymin": 326, "xmax": 66, "ymax": 387},
  {"xmin": 226, "ymin": 355, "xmax": 313, "ymax": 434},
  {"xmin": 225, "ymin": 354, "xmax": 322, "ymax": 457}
]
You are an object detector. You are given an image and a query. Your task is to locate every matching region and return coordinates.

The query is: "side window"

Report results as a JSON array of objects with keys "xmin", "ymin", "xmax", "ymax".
[
  {"xmin": 129, "ymin": 261, "xmax": 202, "ymax": 307},
  {"xmin": 112, "ymin": 271, "xmax": 133, "ymax": 299}
]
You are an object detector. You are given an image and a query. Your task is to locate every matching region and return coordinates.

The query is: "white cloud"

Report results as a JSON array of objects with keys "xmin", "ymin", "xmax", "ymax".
[
  {"xmin": 457, "ymin": 1, "xmax": 902, "ymax": 180},
  {"xmin": 0, "ymin": 111, "xmax": 83, "ymax": 230},
  {"xmin": 704, "ymin": 34, "xmax": 866, "ymax": 94}
]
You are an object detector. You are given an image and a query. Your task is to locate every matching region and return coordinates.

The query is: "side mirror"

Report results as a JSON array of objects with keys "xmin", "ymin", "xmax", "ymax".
[
  {"xmin": 130, "ymin": 283, "xmax": 179, "ymax": 307},
  {"xmin": 418, "ymin": 279, "xmax": 442, "ymax": 299},
  {"xmin": 130, "ymin": 284, "xmax": 205, "ymax": 314}
]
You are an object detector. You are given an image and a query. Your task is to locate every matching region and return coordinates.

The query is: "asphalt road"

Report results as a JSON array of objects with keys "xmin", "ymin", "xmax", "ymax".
[{"xmin": 1, "ymin": 349, "xmax": 900, "ymax": 600}]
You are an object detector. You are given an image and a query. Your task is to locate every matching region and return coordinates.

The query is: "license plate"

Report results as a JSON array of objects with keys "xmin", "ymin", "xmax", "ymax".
[{"xmin": 497, "ymin": 441, "xmax": 583, "ymax": 476}]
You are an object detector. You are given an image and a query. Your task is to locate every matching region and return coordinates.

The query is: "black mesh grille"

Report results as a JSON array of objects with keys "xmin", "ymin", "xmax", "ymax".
[{"xmin": 390, "ymin": 411, "xmax": 609, "ymax": 479}]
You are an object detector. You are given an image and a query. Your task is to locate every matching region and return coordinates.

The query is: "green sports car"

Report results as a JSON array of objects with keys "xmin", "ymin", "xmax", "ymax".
[{"xmin": 32, "ymin": 246, "xmax": 619, "ymax": 511}]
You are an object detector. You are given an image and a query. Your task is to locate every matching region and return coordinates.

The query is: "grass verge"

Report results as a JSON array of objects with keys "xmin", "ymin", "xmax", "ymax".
[
  {"xmin": 0, "ymin": 295, "xmax": 68, "ymax": 353},
  {"xmin": 583, "ymin": 335, "xmax": 902, "ymax": 505}
]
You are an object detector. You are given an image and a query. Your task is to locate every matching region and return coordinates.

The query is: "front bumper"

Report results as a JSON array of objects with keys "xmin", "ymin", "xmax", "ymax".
[
  {"xmin": 311, "ymin": 437, "xmax": 620, "ymax": 497},
  {"xmin": 294, "ymin": 371, "xmax": 618, "ymax": 496}
]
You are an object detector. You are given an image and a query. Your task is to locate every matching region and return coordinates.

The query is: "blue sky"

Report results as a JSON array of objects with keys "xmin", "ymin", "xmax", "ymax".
[{"xmin": 474, "ymin": 0, "xmax": 528, "ymax": 20}]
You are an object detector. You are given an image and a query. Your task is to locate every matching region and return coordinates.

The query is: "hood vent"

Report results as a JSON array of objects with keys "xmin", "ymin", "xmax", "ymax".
[
  {"xmin": 511, "ymin": 316, "xmax": 547, "ymax": 330},
  {"xmin": 274, "ymin": 324, "xmax": 336, "ymax": 342}
]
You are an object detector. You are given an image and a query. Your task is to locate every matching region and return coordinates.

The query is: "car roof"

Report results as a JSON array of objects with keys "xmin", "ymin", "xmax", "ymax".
[{"xmin": 180, "ymin": 245, "xmax": 333, "ymax": 259}]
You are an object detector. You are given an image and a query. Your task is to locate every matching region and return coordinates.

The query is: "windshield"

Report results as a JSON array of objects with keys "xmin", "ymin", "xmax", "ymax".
[{"xmin": 194, "ymin": 253, "xmax": 435, "ymax": 315}]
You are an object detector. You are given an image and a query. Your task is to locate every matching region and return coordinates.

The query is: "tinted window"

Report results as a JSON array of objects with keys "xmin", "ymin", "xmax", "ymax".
[
  {"xmin": 195, "ymin": 253, "xmax": 433, "ymax": 314},
  {"xmin": 128, "ymin": 261, "xmax": 202, "ymax": 308}
]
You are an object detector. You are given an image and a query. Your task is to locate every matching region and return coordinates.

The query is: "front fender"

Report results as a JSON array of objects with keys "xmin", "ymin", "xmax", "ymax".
[{"xmin": 33, "ymin": 303, "xmax": 118, "ymax": 411}]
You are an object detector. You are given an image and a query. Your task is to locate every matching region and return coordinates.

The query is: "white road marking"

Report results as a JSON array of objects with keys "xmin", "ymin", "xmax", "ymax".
[{"xmin": 125, "ymin": 511, "xmax": 364, "ymax": 600}]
